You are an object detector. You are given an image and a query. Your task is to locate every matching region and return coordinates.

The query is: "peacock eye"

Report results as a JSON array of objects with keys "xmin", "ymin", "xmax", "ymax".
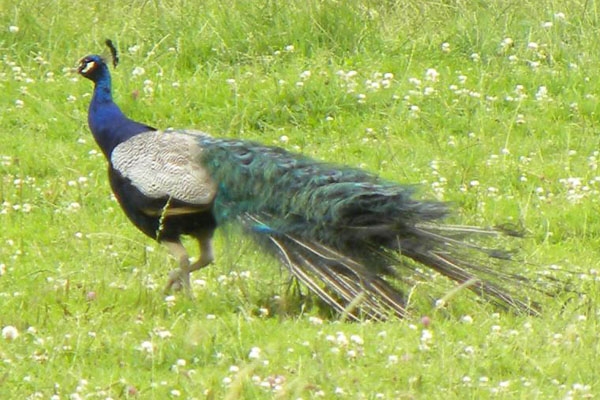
[{"xmin": 80, "ymin": 60, "xmax": 96, "ymax": 74}]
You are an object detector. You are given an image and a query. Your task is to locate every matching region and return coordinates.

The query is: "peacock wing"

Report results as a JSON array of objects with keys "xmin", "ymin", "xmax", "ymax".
[{"xmin": 110, "ymin": 130, "xmax": 217, "ymax": 215}]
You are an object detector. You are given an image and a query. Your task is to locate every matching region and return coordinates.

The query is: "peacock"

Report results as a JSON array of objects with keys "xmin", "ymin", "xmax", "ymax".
[{"xmin": 76, "ymin": 41, "xmax": 541, "ymax": 320}]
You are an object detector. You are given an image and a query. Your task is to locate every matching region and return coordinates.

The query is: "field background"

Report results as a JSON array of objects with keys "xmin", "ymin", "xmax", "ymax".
[{"xmin": 1, "ymin": 0, "xmax": 600, "ymax": 398}]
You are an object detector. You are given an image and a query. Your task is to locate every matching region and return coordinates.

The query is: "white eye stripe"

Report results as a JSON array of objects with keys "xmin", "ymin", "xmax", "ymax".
[{"xmin": 81, "ymin": 60, "xmax": 96, "ymax": 74}]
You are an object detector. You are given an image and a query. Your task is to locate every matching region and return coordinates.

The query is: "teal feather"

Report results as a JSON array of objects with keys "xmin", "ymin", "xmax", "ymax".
[{"xmin": 195, "ymin": 135, "xmax": 540, "ymax": 318}]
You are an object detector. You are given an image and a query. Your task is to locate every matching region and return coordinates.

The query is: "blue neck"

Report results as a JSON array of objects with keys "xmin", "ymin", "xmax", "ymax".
[{"xmin": 87, "ymin": 66, "xmax": 155, "ymax": 158}]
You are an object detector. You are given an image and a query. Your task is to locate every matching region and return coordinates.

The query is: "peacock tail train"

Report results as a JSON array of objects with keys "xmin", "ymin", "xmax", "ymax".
[{"xmin": 192, "ymin": 133, "xmax": 538, "ymax": 319}]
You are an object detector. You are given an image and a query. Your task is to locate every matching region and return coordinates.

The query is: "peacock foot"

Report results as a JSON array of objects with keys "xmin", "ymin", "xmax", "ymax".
[{"xmin": 165, "ymin": 268, "xmax": 193, "ymax": 296}]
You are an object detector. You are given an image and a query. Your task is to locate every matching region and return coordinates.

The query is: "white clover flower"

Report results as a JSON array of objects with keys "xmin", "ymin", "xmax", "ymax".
[
  {"xmin": 140, "ymin": 340, "xmax": 154, "ymax": 353},
  {"xmin": 8, "ymin": 26, "xmax": 19, "ymax": 33},
  {"xmin": 336, "ymin": 332, "xmax": 349, "ymax": 346},
  {"xmin": 441, "ymin": 42, "xmax": 450, "ymax": 52},
  {"xmin": 408, "ymin": 77, "xmax": 422, "ymax": 86},
  {"xmin": 2, "ymin": 325, "xmax": 19, "ymax": 340},
  {"xmin": 461, "ymin": 315, "xmax": 473, "ymax": 324},
  {"xmin": 368, "ymin": 80, "xmax": 380, "ymax": 90},
  {"xmin": 421, "ymin": 329, "xmax": 433, "ymax": 342},
  {"xmin": 299, "ymin": 70, "xmax": 311, "ymax": 80},
  {"xmin": 131, "ymin": 66, "xmax": 145, "ymax": 77},
  {"xmin": 258, "ymin": 307, "xmax": 269, "ymax": 317},
  {"xmin": 350, "ymin": 334, "xmax": 364, "ymax": 345},
  {"xmin": 248, "ymin": 346, "xmax": 261, "ymax": 359},
  {"xmin": 500, "ymin": 37, "xmax": 513, "ymax": 49},
  {"xmin": 164, "ymin": 295, "xmax": 176, "ymax": 307},
  {"xmin": 155, "ymin": 328, "xmax": 172, "ymax": 339},
  {"xmin": 572, "ymin": 383, "xmax": 591, "ymax": 392},
  {"xmin": 284, "ymin": 45, "xmax": 294, "ymax": 52},
  {"xmin": 424, "ymin": 68, "xmax": 440, "ymax": 82},
  {"xmin": 535, "ymin": 85, "xmax": 549, "ymax": 101},
  {"xmin": 67, "ymin": 202, "xmax": 81, "ymax": 212},
  {"xmin": 187, "ymin": 278, "xmax": 204, "ymax": 288}
]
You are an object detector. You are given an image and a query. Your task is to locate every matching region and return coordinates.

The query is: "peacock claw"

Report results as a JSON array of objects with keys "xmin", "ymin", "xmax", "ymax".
[{"xmin": 165, "ymin": 268, "xmax": 193, "ymax": 296}]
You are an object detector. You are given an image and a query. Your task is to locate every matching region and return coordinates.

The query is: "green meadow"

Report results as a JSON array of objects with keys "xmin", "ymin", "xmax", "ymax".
[{"xmin": 1, "ymin": 0, "xmax": 599, "ymax": 398}]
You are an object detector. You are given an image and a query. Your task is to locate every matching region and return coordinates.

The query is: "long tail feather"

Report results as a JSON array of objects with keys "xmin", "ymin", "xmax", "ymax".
[
  {"xmin": 193, "ymin": 133, "xmax": 550, "ymax": 318},
  {"xmin": 252, "ymin": 215, "xmax": 407, "ymax": 320}
]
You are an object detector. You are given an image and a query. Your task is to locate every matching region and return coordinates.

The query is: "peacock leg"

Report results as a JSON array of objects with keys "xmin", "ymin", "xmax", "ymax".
[
  {"xmin": 163, "ymin": 240, "xmax": 191, "ymax": 293},
  {"xmin": 163, "ymin": 234, "xmax": 214, "ymax": 294}
]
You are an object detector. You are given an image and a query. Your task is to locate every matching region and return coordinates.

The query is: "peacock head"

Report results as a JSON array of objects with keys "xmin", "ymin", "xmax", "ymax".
[
  {"xmin": 77, "ymin": 55, "xmax": 109, "ymax": 82},
  {"xmin": 78, "ymin": 40, "xmax": 119, "ymax": 82}
]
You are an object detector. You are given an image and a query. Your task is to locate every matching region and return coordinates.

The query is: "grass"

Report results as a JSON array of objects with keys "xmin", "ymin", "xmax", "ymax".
[{"xmin": 1, "ymin": 0, "xmax": 600, "ymax": 398}]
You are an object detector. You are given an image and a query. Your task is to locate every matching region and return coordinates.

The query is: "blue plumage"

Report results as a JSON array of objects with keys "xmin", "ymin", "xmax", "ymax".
[
  {"xmin": 82, "ymin": 55, "xmax": 154, "ymax": 158},
  {"xmin": 77, "ymin": 50, "xmax": 541, "ymax": 319}
]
